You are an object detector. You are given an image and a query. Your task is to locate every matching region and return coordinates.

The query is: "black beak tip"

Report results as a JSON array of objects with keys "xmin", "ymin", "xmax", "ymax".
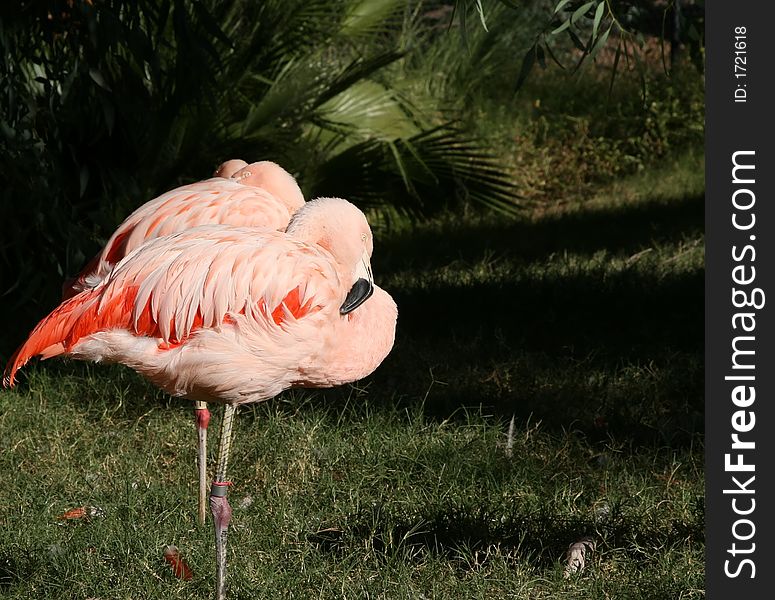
[{"xmin": 340, "ymin": 278, "xmax": 374, "ymax": 315}]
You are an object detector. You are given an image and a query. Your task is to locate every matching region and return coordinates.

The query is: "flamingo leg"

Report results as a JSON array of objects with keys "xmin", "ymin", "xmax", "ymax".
[
  {"xmin": 211, "ymin": 403, "xmax": 237, "ymax": 600},
  {"xmin": 194, "ymin": 400, "xmax": 211, "ymax": 526}
]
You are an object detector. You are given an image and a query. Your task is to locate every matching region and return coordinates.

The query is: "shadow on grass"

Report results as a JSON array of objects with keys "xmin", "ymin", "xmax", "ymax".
[
  {"xmin": 390, "ymin": 265, "xmax": 703, "ymax": 356},
  {"xmin": 375, "ymin": 193, "xmax": 704, "ymax": 273},
  {"xmin": 5, "ymin": 361, "xmax": 188, "ymax": 422},
  {"xmin": 309, "ymin": 499, "xmax": 704, "ymax": 571},
  {"xmin": 368, "ymin": 191, "xmax": 704, "ymax": 446},
  {"xmin": 0, "ymin": 554, "xmax": 17, "ymax": 591}
]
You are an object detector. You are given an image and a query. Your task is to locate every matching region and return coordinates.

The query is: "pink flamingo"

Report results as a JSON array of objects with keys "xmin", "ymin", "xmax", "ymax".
[
  {"xmin": 5, "ymin": 197, "xmax": 397, "ymax": 599},
  {"xmin": 63, "ymin": 159, "xmax": 305, "ymax": 525}
]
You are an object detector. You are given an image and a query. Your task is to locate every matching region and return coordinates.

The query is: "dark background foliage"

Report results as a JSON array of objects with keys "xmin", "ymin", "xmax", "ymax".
[{"xmin": 0, "ymin": 0, "xmax": 704, "ymax": 365}]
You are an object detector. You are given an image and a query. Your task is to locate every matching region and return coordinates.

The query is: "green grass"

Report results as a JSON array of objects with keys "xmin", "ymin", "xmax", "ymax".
[{"xmin": 0, "ymin": 155, "xmax": 704, "ymax": 598}]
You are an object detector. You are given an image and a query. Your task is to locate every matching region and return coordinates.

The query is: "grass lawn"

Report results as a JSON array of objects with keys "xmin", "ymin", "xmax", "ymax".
[{"xmin": 0, "ymin": 154, "xmax": 704, "ymax": 598}]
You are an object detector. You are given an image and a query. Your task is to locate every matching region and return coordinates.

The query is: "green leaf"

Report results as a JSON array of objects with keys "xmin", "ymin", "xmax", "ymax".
[
  {"xmin": 567, "ymin": 28, "xmax": 586, "ymax": 52},
  {"xmin": 316, "ymin": 51, "xmax": 405, "ymax": 107},
  {"xmin": 608, "ymin": 40, "xmax": 622, "ymax": 97},
  {"xmin": 553, "ymin": 0, "xmax": 572, "ymax": 14},
  {"xmin": 536, "ymin": 43, "xmax": 546, "ymax": 69},
  {"xmin": 88, "ymin": 69, "xmax": 111, "ymax": 92},
  {"xmin": 474, "ymin": 0, "xmax": 489, "ymax": 32},
  {"xmin": 592, "ymin": 1, "xmax": 605, "ymax": 39},
  {"xmin": 387, "ymin": 140, "xmax": 417, "ymax": 197},
  {"xmin": 622, "ymin": 37, "xmax": 631, "ymax": 69},
  {"xmin": 191, "ymin": 1, "xmax": 233, "ymax": 48},
  {"xmin": 589, "ymin": 24, "xmax": 611, "ymax": 59},
  {"xmin": 551, "ymin": 19, "xmax": 571, "ymax": 35},
  {"xmin": 515, "ymin": 44, "xmax": 536, "ymax": 90},
  {"xmin": 340, "ymin": 0, "xmax": 405, "ymax": 38},
  {"xmin": 310, "ymin": 80, "xmax": 420, "ymax": 153},
  {"xmin": 79, "ymin": 166, "xmax": 89, "ymax": 198},
  {"xmin": 312, "ymin": 125, "xmax": 519, "ymax": 217},
  {"xmin": 571, "ymin": 2, "xmax": 595, "ymax": 25}
]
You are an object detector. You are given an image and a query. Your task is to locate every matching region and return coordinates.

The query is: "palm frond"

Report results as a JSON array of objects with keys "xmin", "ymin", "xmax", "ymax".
[
  {"xmin": 339, "ymin": 0, "xmax": 407, "ymax": 40},
  {"xmin": 310, "ymin": 124, "xmax": 519, "ymax": 218}
]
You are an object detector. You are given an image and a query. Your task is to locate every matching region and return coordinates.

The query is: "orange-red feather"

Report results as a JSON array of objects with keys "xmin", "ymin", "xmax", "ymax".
[{"xmin": 5, "ymin": 270, "xmax": 315, "ymax": 387}]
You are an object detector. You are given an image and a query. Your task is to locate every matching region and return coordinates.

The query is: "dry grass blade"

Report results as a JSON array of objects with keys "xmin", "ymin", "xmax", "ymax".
[{"xmin": 504, "ymin": 414, "xmax": 516, "ymax": 457}]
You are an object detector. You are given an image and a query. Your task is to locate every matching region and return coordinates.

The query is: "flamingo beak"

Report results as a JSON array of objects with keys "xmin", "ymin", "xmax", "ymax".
[{"xmin": 340, "ymin": 253, "xmax": 374, "ymax": 315}]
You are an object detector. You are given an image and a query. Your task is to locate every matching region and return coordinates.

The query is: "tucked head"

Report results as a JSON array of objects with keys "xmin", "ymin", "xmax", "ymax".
[
  {"xmin": 213, "ymin": 159, "xmax": 248, "ymax": 179},
  {"xmin": 286, "ymin": 197, "xmax": 374, "ymax": 314},
  {"xmin": 229, "ymin": 161, "xmax": 305, "ymax": 214}
]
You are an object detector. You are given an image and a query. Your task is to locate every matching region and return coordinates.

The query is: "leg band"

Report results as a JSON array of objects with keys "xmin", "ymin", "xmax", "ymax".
[{"xmin": 210, "ymin": 481, "xmax": 232, "ymax": 497}]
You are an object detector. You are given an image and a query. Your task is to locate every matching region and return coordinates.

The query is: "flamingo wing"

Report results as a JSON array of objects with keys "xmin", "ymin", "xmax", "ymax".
[{"xmin": 5, "ymin": 226, "xmax": 341, "ymax": 387}]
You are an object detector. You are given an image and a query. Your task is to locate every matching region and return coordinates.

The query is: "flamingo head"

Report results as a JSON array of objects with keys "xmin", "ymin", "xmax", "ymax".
[
  {"xmin": 229, "ymin": 161, "xmax": 305, "ymax": 214},
  {"xmin": 213, "ymin": 159, "xmax": 248, "ymax": 179},
  {"xmin": 286, "ymin": 197, "xmax": 375, "ymax": 314}
]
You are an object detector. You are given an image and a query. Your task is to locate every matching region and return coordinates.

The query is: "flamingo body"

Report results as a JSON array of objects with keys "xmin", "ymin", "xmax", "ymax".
[{"xmin": 8, "ymin": 205, "xmax": 396, "ymax": 405}]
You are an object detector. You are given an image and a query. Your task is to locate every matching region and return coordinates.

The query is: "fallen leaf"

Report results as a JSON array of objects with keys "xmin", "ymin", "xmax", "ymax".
[
  {"xmin": 59, "ymin": 507, "xmax": 87, "ymax": 520},
  {"xmin": 163, "ymin": 545, "xmax": 193, "ymax": 581},
  {"xmin": 57, "ymin": 506, "xmax": 104, "ymax": 521},
  {"xmin": 564, "ymin": 536, "xmax": 595, "ymax": 578}
]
